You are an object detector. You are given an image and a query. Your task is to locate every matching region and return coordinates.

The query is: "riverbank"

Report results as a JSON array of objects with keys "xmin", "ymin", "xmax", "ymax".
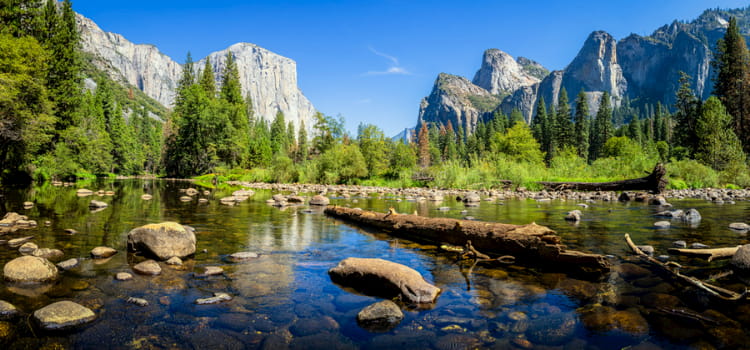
[{"xmin": 227, "ymin": 181, "xmax": 750, "ymax": 203}]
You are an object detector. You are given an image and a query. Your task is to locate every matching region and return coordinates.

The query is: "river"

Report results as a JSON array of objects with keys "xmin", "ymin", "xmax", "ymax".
[{"xmin": 0, "ymin": 179, "xmax": 748, "ymax": 349}]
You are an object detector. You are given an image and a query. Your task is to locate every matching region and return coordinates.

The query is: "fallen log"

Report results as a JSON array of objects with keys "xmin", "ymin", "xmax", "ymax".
[
  {"xmin": 324, "ymin": 206, "xmax": 611, "ymax": 275},
  {"xmin": 667, "ymin": 246, "xmax": 741, "ymax": 262},
  {"xmin": 624, "ymin": 234, "xmax": 748, "ymax": 302},
  {"xmin": 538, "ymin": 163, "xmax": 667, "ymax": 194}
]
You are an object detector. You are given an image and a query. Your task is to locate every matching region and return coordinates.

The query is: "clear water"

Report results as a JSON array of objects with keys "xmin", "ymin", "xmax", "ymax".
[{"xmin": 0, "ymin": 179, "xmax": 748, "ymax": 349}]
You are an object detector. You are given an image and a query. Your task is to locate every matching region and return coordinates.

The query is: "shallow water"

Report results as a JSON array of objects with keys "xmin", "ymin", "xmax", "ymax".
[{"xmin": 0, "ymin": 179, "xmax": 749, "ymax": 349}]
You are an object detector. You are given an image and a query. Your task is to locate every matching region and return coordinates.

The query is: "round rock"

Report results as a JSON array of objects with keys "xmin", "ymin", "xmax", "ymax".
[
  {"xmin": 3, "ymin": 256, "xmax": 58, "ymax": 282},
  {"xmin": 18, "ymin": 242, "xmax": 38, "ymax": 255},
  {"xmin": 132, "ymin": 260, "xmax": 161, "ymax": 275},
  {"xmin": 165, "ymin": 257, "xmax": 183, "ymax": 266},
  {"xmin": 33, "ymin": 301, "xmax": 96, "ymax": 330},
  {"xmin": 90, "ymin": 246, "xmax": 117, "ymax": 259},
  {"xmin": 357, "ymin": 300, "xmax": 403, "ymax": 331},
  {"xmin": 127, "ymin": 222, "xmax": 196, "ymax": 260},
  {"xmin": 309, "ymin": 195, "xmax": 330, "ymax": 206}
]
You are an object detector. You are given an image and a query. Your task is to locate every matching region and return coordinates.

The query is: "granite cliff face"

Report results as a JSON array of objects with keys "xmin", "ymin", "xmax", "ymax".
[
  {"xmin": 417, "ymin": 7, "xmax": 748, "ymax": 133},
  {"xmin": 418, "ymin": 73, "xmax": 501, "ymax": 134},
  {"xmin": 472, "ymin": 49, "xmax": 540, "ymax": 95},
  {"xmin": 76, "ymin": 13, "xmax": 315, "ymax": 129}
]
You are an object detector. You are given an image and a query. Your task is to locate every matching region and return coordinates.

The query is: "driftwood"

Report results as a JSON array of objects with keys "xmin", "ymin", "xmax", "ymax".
[
  {"xmin": 324, "ymin": 206, "xmax": 611, "ymax": 274},
  {"xmin": 624, "ymin": 234, "xmax": 748, "ymax": 302},
  {"xmin": 538, "ymin": 163, "xmax": 668, "ymax": 194},
  {"xmin": 667, "ymin": 246, "xmax": 741, "ymax": 262}
]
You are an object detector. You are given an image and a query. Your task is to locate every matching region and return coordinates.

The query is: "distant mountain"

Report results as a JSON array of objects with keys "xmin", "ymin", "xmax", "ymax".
[
  {"xmin": 76, "ymin": 13, "xmax": 316, "ymax": 130},
  {"xmin": 417, "ymin": 6, "xmax": 750, "ymax": 132}
]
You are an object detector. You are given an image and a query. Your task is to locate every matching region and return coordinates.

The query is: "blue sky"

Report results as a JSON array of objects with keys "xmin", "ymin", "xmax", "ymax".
[{"xmin": 72, "ymin": 0, "xmax": 749, "ymax": 136}]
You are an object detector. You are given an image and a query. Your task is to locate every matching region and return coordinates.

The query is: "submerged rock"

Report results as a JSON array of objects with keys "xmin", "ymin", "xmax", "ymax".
[
  {"xmin": 127, "ymin": 222, "xmax": 196, "ymax": 260},
  {"xmin": 3, "ymin": 256, "xmax": 58, "ymax": 283},
  {"xmin": 729, "ymin": 222, "xmax": 750, "ymax": 231},
  {"xmin": 115, "ymin": 272, "xmax": 133, "ymax": 281},
  {"xmin": 356, "ymin": 300, "xmax": 403, "ymax": 331},
  {"xmin": 56, "ymin": 258, "xmax": 79, "ymax": 270},
  {"xmin": 33, "ymin": 301, "xmax": 96, "ymax": 330},
  {"xmin": 229, "ymin": 252, "xmax": 259, "ymax": 261},
  {"xmin": 32, "ymin": 248, "xmax": 64, "ymax": 261},
  {"xmin": 195, "ymin": 292, "xmax": 232, "ymax": 305},
  {"xmin": 654, "ymin": 221, "xmax": 670, "ymax": 228},
  {"xmin": 89, "ymin": 200, "xmax": 108, "ymax": 209},
  {"xmin": 564, "ymin": 210, "xmax": 581, "ymax": 222},
  {"xmin": 328, "ymin": 257, "xmax": 441, "ymax": 304},
  {"xmin": 683, "ymin": 209, "xmax": 701, "ymax": 224},
  {"xmin": 126, "ymin": 297, "xmax": 149, "ymax": 307}
]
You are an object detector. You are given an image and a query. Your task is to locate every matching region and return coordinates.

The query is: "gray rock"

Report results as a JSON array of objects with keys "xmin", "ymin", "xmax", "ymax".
[
  {"xmin": 89, "ymin": 200, "xmax": 108, "ymax": 209},
  {"xmin": 126, "ymin": 297, "xmax": 149, "ymax": 307},
  {"xmin": 328, "ymin": 257, "xmax": 441, "ymax": 304},
  {"xmin": 729, "ymin": 223, "xmax": 750, "ymax": 231},
  {"xmin": 7, "ymin": 236, "xmax": 33, "ymax": 247},
  {"xmin": 33, "ymin": 301, "xmax": 96, "ymax": 330},
  {"xmin": 654, "ymin": 221, "xmax": 671, "ymax": 228},
  {"xmin": 90, "ymin": 246, "xmax": 117, "ymax": 258},
  {"xmin": 731, "ymin": 244, "xmax": 750, "ymax": 270},
  {"xmin": 673, "ymin": 240, "xmax": 687, "ymax": 248},
  {"xmin": 564, "ymin": 210, "xmax": 581, "ymax": 222},
  {"xmin": 683, "ymin": 209, "xmax": 701, "ymax": 224},
  {"xmin": 473, "ymin": 48, "xmax": 540, "ymax": 95},
  {"xmin": 132, "ymin": 260, "xmax": 161, "ymax": 275},
  {"xmin": 356, "ymin": 300, "xmax": 403, "ymax": 331},
  {"xmin": 195, "ymin": 292, "xmax": 232, "ymax": 305},
  {"xmin": 690, "ymin": 242, "xmax": 709, "ymax": 249},
  {"xmin": 3, "ymin": 256, "xmax": 58, "ymax": 283},
  {"xmin": 18, "ymin": 242, "xmax": 38, "ymax": 255},
  {"xmin": 0, "ymin": 300, "xmax": 18, "ymax": 320},
  {"xmin": 56, "ymin": 258, "xmax": 79, "ymax": 270},
  {"xmin": 309, "ymin": 195, "xmax": 330, "ymax": 206},
  {"xmin": 198, "ymin": 266, "xmax": 224, "ymax": 277},
  {"xmin": 127, "ymin": 222, "xmax": 196, "ymax": 260},
  {"xmin": 636, "ymin": 245, "xmax": 655, "ymax": 256},
  {"xmin": 463, "ymin": 193, "xmax": 481, "ymax": 203},
  {"xmin": 229, "ymin": 252, "xmax": 259, "ymax": 261}
]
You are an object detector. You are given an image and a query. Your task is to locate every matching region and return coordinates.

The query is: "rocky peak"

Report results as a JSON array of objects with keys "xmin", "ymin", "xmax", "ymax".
[
  {"xmin": 563, "ymin": 30, "xmax": 627, "ymax": 102},
  {"xmin": 419, "ymin": 73, "xmax": 500, "ymax": 133},
  {"xmin": 516, "ymin": 56, "xmax": 549, "ymax": 80},
  {"xmin": 472, "ymin": 49, "xmax": 540, "ymax": 95}
]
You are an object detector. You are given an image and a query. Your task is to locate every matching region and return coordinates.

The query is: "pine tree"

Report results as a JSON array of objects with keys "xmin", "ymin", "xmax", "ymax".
[
  {"xmin": 627, "ymin": 115, "xmax": 643, "ymax": 145},
  {"xmin": 0, "ymin": 0, "xmax": 43, "ymax": 38},
  {"xmin": 47, "ymin": 0, "xmax": 82, "ymax": 132},
  {"xmin": 696, "ymin": 97, "xmax": 746, "ymax": 170},
  {"xmin": 555, "ymin": 88, "xmax": 573, "ymax": 149},
  {"xmin": 199, "ymin": 57, "xmax": 216, "ymax": 98},
  {"xmin": 547, "ymin": 103, "xmax": 558, "ymax": 161},
  {"xmin": 673, "ymin": 71, "xmax": 702, "ymax": 156},
  {"xmin": 218, "ymin": 51, "xmax": 249, "ymax": 166},
  {"xmin": 417, "ymin": 122, "xmax": 430, "ymax": 168},
  {"xmin": 590, "ymin": 92, "xmax": 613, "ymax": 161},
  {"xmin": 573, "ymin": 90, "xmax": 589, "ymax": 160},
  {"xmin": 296, "ymin": 120, "xmax": 308, "ymax": 162},
  {"xmin": 270, "ymin": 111, "xmax": 288, "ymax": 155},
  {"xmin": 713, "ymin": 16, "xmax": 750, "ymax": 151}
]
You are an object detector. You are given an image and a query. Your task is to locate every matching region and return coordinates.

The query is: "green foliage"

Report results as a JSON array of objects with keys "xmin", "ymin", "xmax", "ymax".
[
  {"xmin": 695, "ymin": 96, "xmax": 746, "ymax": 171},
  {"xmin": 713, "ymin": 16, "xmax": 750, "ymax": 152},
  {"xmin": 271, "ymin": 154, "xmax": 296, "ymax": 183},
  {"xmin": 467, "ymin": 94, "xmax": 502, "ymax": 112},
  {"xmin": 490, "ymin": 121, "xmax": 544, "ymax": 165},
  {"xmin": 0, "ymin": 34, "xmax": 54, "ymax": 176},
  {"xmin": 357, "ymin": 123, "xmax": 389, "ymax": 177},
  {"xmin": 316, "ymin": 143, "xmax": 367, "ymax": 184},
  {"xmin": 668, "ymin": 159, "xmax": 719, "ymax": 188},
  {"xmin": 573, "ymin": 90, "xmax": 589, "ymax": 160}
]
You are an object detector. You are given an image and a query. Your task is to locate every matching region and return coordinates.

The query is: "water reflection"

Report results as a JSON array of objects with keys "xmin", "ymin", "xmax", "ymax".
[{"xmin": 0, "ymin": 180, "xmax": 748, "ymax": 348}]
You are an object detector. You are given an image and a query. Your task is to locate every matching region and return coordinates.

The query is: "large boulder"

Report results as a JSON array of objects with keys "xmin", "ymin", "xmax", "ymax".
[
  {"xmin": 328, "ymin": 258, "xmax": 440, "ymax": 304},
  {"xmin": 127, "ymin": 222, "xmax": 196, "ymax": 260},
  {"xmin": 3, "ymin": 256, "xmax": 58, "ymax": 283},
  {"xmin": 33, "ymin": 301, "xmax": 96, "ymax": 330}
]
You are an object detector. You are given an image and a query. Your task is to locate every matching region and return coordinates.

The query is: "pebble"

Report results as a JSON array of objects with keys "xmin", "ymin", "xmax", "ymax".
[
  {"xmin": 57, "ymin": 258, "xmax": 79, "ymax": 270},
  {"xmin": 198, "ymin": 266, "xmax": 224, "ymax": 277},
  {"xmin": 229, "ymin": 252, "xmax": 259, "ymax": 261},
  {"xmin": 195, "ymin": 292, "xmax": 232, "ymax": 305},
  {"xmin": 690, "ymin": 242, "xmax": 710, "ymax": 249},
  {"xmin": 636, "ymin": 245, "xmax": 654, "ymax": 256},
  {"xmin": 132, "ymin": 260, "xmax": 161, "ymax": 275},
  {"xmin": 654, "ymin": 221, "xmax": 670, "ymax": 228},
  {"xmin": 673, "ymin": 240, "xmax": 687, "ymax": 248},
  {"xmin": 729, "ymin": 222, "xmax": 750, "ymax": 231},
  {"xmin": 64, "ymin": 228, "xmax": 77, "ymax": 234},
  {"xmin": 165, "ymin": 257, "xmax": 183, "ymax": 266},
  {"xmin": 90, "ymin": 246, "xmax": 117, "ymax": 258},
  {"xmin": 126, "ymin": 297, "xmax": 149, "ymax": 307},
  {"xmin": 115, "ymin": 272, "xmax": 133, "ymax": 281}
]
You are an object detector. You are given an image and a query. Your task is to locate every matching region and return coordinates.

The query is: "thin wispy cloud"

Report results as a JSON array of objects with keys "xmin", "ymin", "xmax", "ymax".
[{"xmin": 362, "ymin": 46, "xmax": 411, "ymax": 76}]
